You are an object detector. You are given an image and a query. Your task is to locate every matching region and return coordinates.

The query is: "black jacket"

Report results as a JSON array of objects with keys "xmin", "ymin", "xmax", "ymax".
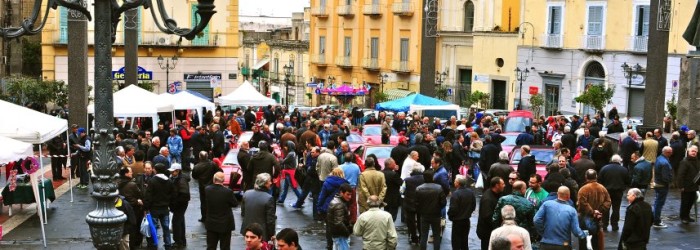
[
  {"xmin": 402, "ymin": 172, "xmax": 425, "ymax": 212},
  {"xmin": 517, "ymin": 155, "xmax": 537, "ymax": 182},
  {"xmin": 190, "ymin": 131, "xmax": 211, "ymax": 155},
  {"xmin": 573, "ymin": 157, "xmax": 597, "ymax": 186},
  {"xmin": 117, "ymin": 177, "xmax": 143, "ymax": 211},
  {"xmin": 147, "ymin": 145, "xmax": 160, "ymax": 162},
  {"xmin": 211, "ymin": 131, "xmax": 225, "ymax": 158},
  {"xmin": 409, "ymin": 144, "xmax": 431, "ymax": 169},
  {"xmin": 237, "ymin": 150, "xmax": 253, "ymax": 190},
  {"xmin": 477, "ymin": 188, "xmax": 501, "ymax": 239},
  {"xmin": 448, "ymin": 187, "xmax": 476, "ymax": 221},
  {"xmin": 249, "ymin": 150, "xmax": 280, "ymax": 178},
  {"xmin": 327, "ymin": 196, "xmax": 352, "ymax": 237},
  {"xmin": 619, "ymin": 198, "xmax": 653, "ymax": 248},
  {"xmin": 561, "ymin": 133, "xmax": 577, "ymax": 155},
  {"xmin": 192, "ymin": 160, "xmax": 222, "ymax": 186},
  {"xmin": 170, "ymin": 173, "xmax": 191, "ymax": 210},
  {"xmin": 479, "ymin": 143, "xmax": 500, "ymax": 176},
  {"xmin": 670, "ymin": 140, "xmax": 686, "ymax": 169},
  {"xmin": 382, "ymin": 169, "xmax": 403, "ymax": 208},
  {"xmin": 414, "ymin": 183, "xmax": 446, "ymax": 218},
  {"xmin": 677, "ymin": 156, "xmax": 700, "ymax": 191},
  {"xmin": 599, "ymin": 163, "xmax": 630, "ymax": 191},
  {"xmin": 591, "ymin": 145, "xmax": 611, "ymax": 172},
  {"xmin": 390, "ymin": 144, "xmax": 410, "ymax": 169},
  {"xmin": 204, "ymin": 184, "xmax": 239, "ymax": 232},
  {"xmin": 144, "ymin": 174, "xmax": 173, "ymax": 212}
]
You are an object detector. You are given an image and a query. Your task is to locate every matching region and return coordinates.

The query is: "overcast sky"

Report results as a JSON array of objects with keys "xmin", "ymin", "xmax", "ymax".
[{"xmin": 240, "ymin": 0, "xmax": 310, "ymax": 17}]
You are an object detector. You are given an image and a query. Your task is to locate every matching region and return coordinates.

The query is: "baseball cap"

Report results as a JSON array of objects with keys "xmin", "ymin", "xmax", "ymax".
[
  {"xmin": 77, "ymin": 127, "xmax": 86, "ymax": 134},
  {"xmin": 168, "ymin": 163, "xmax": 182, "ymax": 172}
]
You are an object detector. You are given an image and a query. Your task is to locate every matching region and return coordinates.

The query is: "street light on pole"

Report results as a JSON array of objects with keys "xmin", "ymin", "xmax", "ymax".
[
  {"xmin": 284, "ymin": 64, "xmax": 294, "ymax": 107},
  {"xmin": 621, "ymin": 62, "xmax": 645, "ymax": 116},
  {"xmin": 515, "ymin": 67, "xmax": 530, "ymax": 110},
  {"xmin": 378, "ymin": 73, "xmax": 388, "ymax": 92},
  {"xmin": 435, "ymin": 70, "xmax": 448, "ymax": 85},
  {"xmin": 158, "ymin": 54, "xmax": 178, "ymax": 90}
]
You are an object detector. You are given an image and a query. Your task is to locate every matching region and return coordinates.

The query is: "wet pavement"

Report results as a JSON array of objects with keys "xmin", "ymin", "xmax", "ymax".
[{"xmin": 2, "ymin": 175, "xmax": 700, "ymax": 249}]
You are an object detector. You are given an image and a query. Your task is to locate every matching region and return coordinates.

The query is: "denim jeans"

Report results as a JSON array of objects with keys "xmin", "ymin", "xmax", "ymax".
[
  {"xmin": 653, "ymin": 186, "xmax": 669, "ymax": 224},
  {"xmin": 150, "ymin": 210, "xmax": 172, "ymax": 248},
  {"xmin": 169, "ymin": 154, "xmax": 181, "ymax": 164},
  {"xmin": 78, "ymin": 157, "xmax": 89, "ymax": 185},
  {"xmin": 332, "ymin": 237, "xmax": 349, "ymax": 250},
  {"xmin": 278, "ymin": 175, "xmax": 302, "ymax": 202}
]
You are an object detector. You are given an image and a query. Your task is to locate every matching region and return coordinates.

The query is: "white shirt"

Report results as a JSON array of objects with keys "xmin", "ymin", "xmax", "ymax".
[{"xmin": 401, "ymin": 157, "xmax": 423, "ymax": 179}]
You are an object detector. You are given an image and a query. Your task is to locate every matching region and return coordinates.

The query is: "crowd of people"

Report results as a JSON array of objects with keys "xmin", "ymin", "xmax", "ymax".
[{"xmin": 44, "ymin": 104, "xmax": 700, "ymax": 250}]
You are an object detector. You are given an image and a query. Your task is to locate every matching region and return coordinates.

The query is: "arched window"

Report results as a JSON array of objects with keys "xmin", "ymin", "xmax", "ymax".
[
  {"xmin": 582, "ymin": 61, "xmax": 606, "ymax": 115},
  {"xmin": 464, "ymin": 1, "xmax": 474, "ymax": 32}
]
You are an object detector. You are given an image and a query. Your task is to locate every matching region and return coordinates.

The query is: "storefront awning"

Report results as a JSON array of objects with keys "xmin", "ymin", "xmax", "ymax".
[
  {"xmin": 384, "ymin": 89, "xmax": 415, "ymax": 101},
  {"xmin": 252, "ymin": 58, "xmax": 270, "ymax": 70}
]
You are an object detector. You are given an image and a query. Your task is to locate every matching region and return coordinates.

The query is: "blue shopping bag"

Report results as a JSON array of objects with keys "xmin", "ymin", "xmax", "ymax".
[{"xmin": 146, "ymin": 213, "xmax": 158, "ymax": 245}]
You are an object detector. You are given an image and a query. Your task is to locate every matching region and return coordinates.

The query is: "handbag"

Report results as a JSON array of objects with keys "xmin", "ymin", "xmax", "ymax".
[
  {"xmin": 475, "ymin": 172, "xmax": 484, "ymax": 189},
  {"xmin": 139, "ymin": 217, "xmax": 150, "ymax": 237}
]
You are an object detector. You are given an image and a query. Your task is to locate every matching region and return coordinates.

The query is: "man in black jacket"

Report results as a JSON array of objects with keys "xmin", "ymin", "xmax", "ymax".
[
  {"xmin": 143, "ymin": 163, "xmax": 174, "ymax": 249},
  {"xmin": 448, "ymin": 175, "xmax": 476, "ymax": 250},
  {"xmin": 480, "ymin": 135, "xmax": 500, "ymax": 184},
  {"xmin": 517, "ymin": 146, "xmax": 537, "ymax": 186},
  {"xmin": 477, "ymin": 177, "xmax": 505, "ymax": 250},
  {"xmin": 678, "ymin": 145, "xmax": 699, "ymax": 224},
  {"xmin": 190, "ymin": 126, "xmax": 210, "ymax": 164},
  {"xmin": 237, "ymin": 141, "xmax": 253, "ymax": 190},
  {"xmin": 146, "ymin": 137, "xmax": 161, "ymax": 162},
  {"xmin": 409, "ymin": 134, "xmax": 432, "ymax": 169},
  {"xmin": 382, "ymin": 158, "xmax": 403, "ymax": 221},
  {"xmin": 403, "ymin": 166, "xmax": 425, "ymax": 245},
  {"xmin": 169, "ymin": 163, "xmax": 190, "ymax": 247},
  {"xmin": 599, "ymin": 154, "xmax": 630, "ymax": 231},
  {"xmin": 561, "ymin": 126, "xmax": 577, "ymax": 156},
  {"xmin": 205, "ymin": 172, "xmax": 239, "ymax": 250},
  {"xmin": 192, "ymin": 151, "xmax": 222, "ymax": 222},
  {"xmin": 415, "ymin": 169, "xmax": 447, "ymax": 250},
  {"xmin": 619, "ymin": 188, "xmax": 652, "ymax": 250},
  {"xmin": 391, "ymin": 137, "xmax": 411, "ymax": 169},
  {"xmin": 211, "ymin": 124, "xmax": 225, "ymax": 158}
]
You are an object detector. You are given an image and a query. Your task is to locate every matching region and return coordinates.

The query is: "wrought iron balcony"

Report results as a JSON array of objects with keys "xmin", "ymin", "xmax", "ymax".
[
  {"xmin": 363, "ymin": 4, "xmax": 383, "ymax": 16},
  {"xmin": 392, "ymin": 3, "xmax": 413, "ymax": 16},
  {"xmin": 362, "ymin": 58, "xmax": 380, "ymax": 70},
  {"xmin": 541, "ymin": 34, "xmax": 562, "ymax": 49},
  {"xmin": 629, "ymin": 35, "xmax": 648, "ymax": 52},
  {"xmin": 336, "ymin": 56, "xmax": 353, "ymax": 68},
  {"xmin": 391, "ymin": 60, "xmax": 412, "ymax": 73},
  {"xmin": 311, "ymin": 6, "xmax": 329, "ymax": 17},
  {"xmin": 337, "ymin": 5, "xmax": 354, "ymax": 17},
  {"xmin": 582, "ymin": 35, "xmax": 605, "ymax": 50}
]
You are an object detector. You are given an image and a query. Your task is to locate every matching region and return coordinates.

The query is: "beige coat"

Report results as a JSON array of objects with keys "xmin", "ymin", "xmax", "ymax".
[
  {"xmin": 641, "ymin": 139, "xmax": 659, "ymax": 164},
  {"xmin": 358, "ymin": 168, "xmax": 387, "ymax": 214}
]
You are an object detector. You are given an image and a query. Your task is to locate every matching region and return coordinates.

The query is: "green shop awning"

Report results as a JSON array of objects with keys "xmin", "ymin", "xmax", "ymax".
[{"xmin": 384, "ymin": 89, "xmax": 415, "ymax": 101}]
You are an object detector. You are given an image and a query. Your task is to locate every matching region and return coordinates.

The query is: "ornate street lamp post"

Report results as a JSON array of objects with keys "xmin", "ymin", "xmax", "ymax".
[
  {"xmin": 435, "ymin": 70, "xmax": 447, "ymax": 86},
  {"xmin": 0, "ymin": 0, "xmax": 215, "ymax": 248},
  {"xmin": 621, "ymin": 62, "xmax": 645, "ymax": 116},
  {"xmin": 378, "ymin": 73, "xmax": 388, "ymax": 93},
  {"xmin": 515, "ymin": 67, "xmax": 530, "ymax": 110},
  {"xmin": 158, "ymin": 54, "xmax": 178, "ymax": 88},
  {"xmin": 283, "ymin": 64, "xmax": 294, "ymax": 107}
]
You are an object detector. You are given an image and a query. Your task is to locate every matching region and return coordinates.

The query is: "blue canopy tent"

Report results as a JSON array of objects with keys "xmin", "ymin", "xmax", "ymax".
[{"xmin": 375, "ymin": 93, "xmax": 461, "ymax": 119}]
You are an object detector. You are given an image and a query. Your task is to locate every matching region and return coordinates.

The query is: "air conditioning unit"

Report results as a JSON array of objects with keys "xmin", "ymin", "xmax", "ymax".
[{"xmin": 157, "ymin": 37, "xmax": 170, "ymax": 45}]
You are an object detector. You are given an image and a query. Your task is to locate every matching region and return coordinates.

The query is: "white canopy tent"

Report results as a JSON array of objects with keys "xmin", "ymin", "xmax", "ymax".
[
  {"xmin": 0, "ymin": 100, "xmax": 70, "ymax": 247},
  {"xmin": 157, "ymin": 91, "xmax": 216, "ymax": 126},
  {"xmin": 0, "ymin": 135, "xmax": 34, "ymax": 164},
  {"xmin": 87, "ymin": 84, "xmax": 173, "ymax": 131},
  {"xmin": 217, "ymin": 80, "xmax": 277, "ymax": 106},
  {"xmin": 409, "ymin": 104, "xmax": 462, "ymax": 119}
]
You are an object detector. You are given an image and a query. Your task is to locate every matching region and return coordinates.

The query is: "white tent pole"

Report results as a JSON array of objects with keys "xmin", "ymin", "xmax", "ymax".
[
  {"xmin": 67, "ymin": 130, "xmax": 73, "ymax": 202},
  {"xmin": 38, "ymin": 146, "xmax": 48, "ymax": 224},
  {"xmin": 33, "ymin": 173, "xmax": 47, "ymax": 248},
  {"xmin": 199, "ymin": 107, "xmax": 204, "ymax": 127}
]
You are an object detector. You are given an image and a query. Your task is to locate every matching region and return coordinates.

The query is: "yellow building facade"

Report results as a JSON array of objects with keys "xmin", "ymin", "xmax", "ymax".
[
  {"xmin": 436, "ymin": 0, "xmax": 521, "ymax": 110},
  {"xmin": 517, "ymin": 0, "xmax": 695, "ymax": 116},
  {"xmin": 41, "ymin": 0, "xmax": 240, "ymax": 98},
  {"xmin": 309, "ymin": 0, "xmax": 423, "ymax": 107}
]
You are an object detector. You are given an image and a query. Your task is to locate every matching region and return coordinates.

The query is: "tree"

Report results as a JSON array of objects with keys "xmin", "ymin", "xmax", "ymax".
[
  {"xmin": 529, "ymin": 93, "xmax": 544, "ymax": 118},
  {"xmin": 374, "ymin": 91, "xmax": 388, "ymax": 103},
  {"xmin": 435, "ymin": 86, "xmax": 449, "ymax": 101},
  {"xmin": 22, "ymin": 38, "xmax": 42, "ymax": 77},
  {"xmin": 574, "ymin": 84, "xmax": 614, "ymax": 113},
  {"xmin": 666, "ymin": 94, "xmax": 677, "ymax": 121},
  {"xmin": 469, "ymin": 90, "xmax": 490, "ymax": 109},
  {"xmin": 1, "ymin": 75, "xmax": 64, "ymax": 111}
]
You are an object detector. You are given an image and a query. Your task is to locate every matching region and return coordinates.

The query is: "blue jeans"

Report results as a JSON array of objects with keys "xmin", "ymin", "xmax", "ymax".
[
  {"xmin": 332, "ymin": 237, "xmax": 349, "ymax": 250},
  {"xmin": 653, "ymin": 186, "xmax": 669, "ymax": 224},
  {"xmin": 150, "ymin": 210, "xmax": 172, "ymax": 248},
  {"xmin": 169, "ymin": 154, "xmax": 181, "ymax": 164},
  {"xmin": 278, "ymin": 175, "xmax": 302, "ymax": 202}
]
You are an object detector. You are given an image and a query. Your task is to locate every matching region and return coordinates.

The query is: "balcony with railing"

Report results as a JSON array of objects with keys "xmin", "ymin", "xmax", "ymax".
[
  {"xmin": 362, "ymin": 58, "xmax": 380, "ymax": 70},
  {"xmin": 310, "ymin": 54, "xmax": 328, "ymax": 66},
  {"xmin": 335, "ymin": 56, "xmax": 353, "ymax": 68},
  {"xmin": 311, "ymin": 6, "xmax": 329, "ymax": 17},
  {"xmin": 581, "ymin": 35, "xmax": 605, "ymax": 51},
  {"xmin": 270, "ymin": 72, "xmax": 280, "ymax": 81},
  {"xmin": 392, "ymin": 3, "xmax": 414, "ymax": 16},
  {"xmin": 337, "ymin": 5, "xmax": 355, "ymax": 17},
  {"xmin": 391, "ymin": 60, "xmax": 412, "ymax": 73},
  {"xmin": 628, "ymin": 36, "xmax": 648, "ymax": 53},
  {"xmin": 363, "ymin": 4, "xmax": 383, "ymax": 16},
  {"xmin": 541, "ymin": 34, "xmax": 562, "ymax": 49}
]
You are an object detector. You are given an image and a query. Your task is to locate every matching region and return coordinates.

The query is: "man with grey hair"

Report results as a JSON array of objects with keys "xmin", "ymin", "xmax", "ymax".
[
  {"xmin": 686, "ymin": 130, "xmax": 699, "ymax": 154},
  {"xmin": 402, "ymin": 163, "xmax": 426, "ymax": 245},
  {"xmin": 448, "ymin": 175, "xmax": 476, "ymax": 250},
  {"xmin": 353, "ymin": 195, "xmax": 398, "ymax": 249},
  {"xmin": 652, "ymin": 146, "xmax": 673, "ymax": 228},
  {"xmin": 493, "ymin": 180, "xmax": 536, "ymax": 239},
  {"xmin": 678, "ymin": 145, "xmax": 699, "ymax": 224},
  {"xmin": 409, "ymin": 133, "xmax": 431, "ymax": 168},
  {"xmin": 241, "ymin": 173, "xmax": 277, "ymax": 241},
  {"xmin": 317, "ymin": 147, "xmax": 339, "ymax": 182},
  {"xmin": 153, "ymin": 147, "xmax": 171, "ymax": 170},
  {"xmin": 401, "ymin": 151, "xmax": 421, "ymax": 179},
  {"xmin": 382, "ymin": 158, "xmax": 403, "ymax": 221},
  {"xmin": 489, "ymin": 236, "xmax": 512, "ymax": 250},
  {"xmin": 599, "ymin": 154, "xmax": 629, "ymax": 231},
  {"xmin": 204, "ymin": 172, "xmax": 238, "ymax": 250},
  {"xmin": 620, "ymin": 188, "xmax": 652, "ymax": 249},
  {"xmin": 489, "ymin": 151, "xmax": 515, "ymax": 193},
  {"xmin": 147, "ymin": 136, "xmax": 161, "ymax": 162},
  {"xmin": 489, "ymin": 205, "xmax": 532, "ymax": 250},
  {"xmin": 192, "ymin": 150, "xmax": 221, "ymax": 222}
]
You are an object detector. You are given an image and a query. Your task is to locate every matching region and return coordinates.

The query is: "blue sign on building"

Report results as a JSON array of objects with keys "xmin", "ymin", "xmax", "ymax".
[{"xmin": 112, "ymin": 66, "xmax": 153, "ymax": 80}]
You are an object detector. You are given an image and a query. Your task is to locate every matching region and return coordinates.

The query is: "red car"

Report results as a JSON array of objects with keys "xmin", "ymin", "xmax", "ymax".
[
  {"xmin": 509, "ymin": 146, "xmax": 556, "ymax": 178},
  {"xmin": 346, "ymin": 132, "xmax": 365, "ymax": 152},
  {"xmin": 361, "ymin": 124, "xmax": 399, "ymax": 146},
  {"xmin": 221, "ymin": 132, "xmax": 282, "ymax": 193},
  {"xmin": 354, "ymin": 144, "xmax": 393, "ymax": 170},
  {"xmin": 500, "ymin": 132, "xmax": 519, "ymax": 157},
  {"xmin": 503, "ymin": 110, "xmax": 533, "ymax": 133}
]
